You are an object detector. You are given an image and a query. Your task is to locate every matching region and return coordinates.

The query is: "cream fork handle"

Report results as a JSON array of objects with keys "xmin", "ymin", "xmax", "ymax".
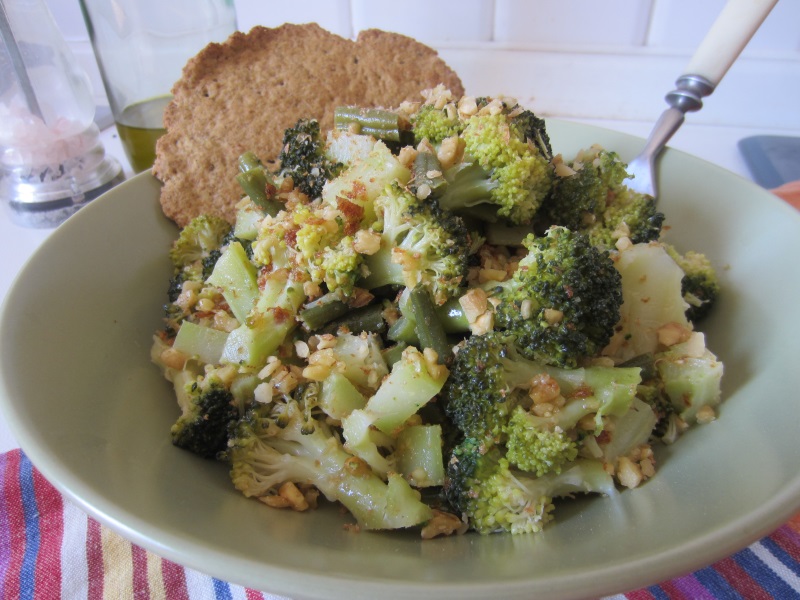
[{"xmin": 683, "ymin": 0, "xmax": 779, "ymax": 88}]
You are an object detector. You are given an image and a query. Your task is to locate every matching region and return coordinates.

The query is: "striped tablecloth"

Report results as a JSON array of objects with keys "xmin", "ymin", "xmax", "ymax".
[{"xmin": 2, "ymin": 449, "xmax": 799, "ymax": 600}]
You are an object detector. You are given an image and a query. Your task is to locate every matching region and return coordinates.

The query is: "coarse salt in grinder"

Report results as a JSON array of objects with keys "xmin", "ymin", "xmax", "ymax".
[{"xmin": 0, "ymin": 0, "xmax": 123, "ymax": 227}]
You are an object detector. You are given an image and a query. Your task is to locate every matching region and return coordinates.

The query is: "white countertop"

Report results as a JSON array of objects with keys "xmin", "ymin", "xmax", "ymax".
[{"xmin": 0, "ymin": 117, "xmax": 793, "ymax": 453}]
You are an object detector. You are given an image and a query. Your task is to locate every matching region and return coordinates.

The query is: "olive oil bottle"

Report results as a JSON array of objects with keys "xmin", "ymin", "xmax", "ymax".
[{"xmin": 115, "ymin": 96, "xmax": 172, "ymax": 173}]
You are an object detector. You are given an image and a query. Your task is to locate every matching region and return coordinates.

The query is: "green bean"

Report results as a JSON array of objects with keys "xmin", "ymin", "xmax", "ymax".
[
  {"xmin": 235, "ymin": 151, "xmax": 282, "ymax": 216},
  {"xmin": 409, "ymin": 285, "xmax": 451, "ymax": 364},
  {"xmin": 319, "ymin": 303, "xmax": 387, "ymax": 336},
  {"xmin": 334, "ymin": 106, "xmax": 401, "ymax": 142},
  {"xmin": 411, "ymin": 151, "xmax": 448, "ymax": 199},
  {"xmin": 387, "ymin": 315, "xmax": 419, "ymax": 345},
  {"xmin": 299, "ymin": 291, "xmax": 350, "ymax": 332}
]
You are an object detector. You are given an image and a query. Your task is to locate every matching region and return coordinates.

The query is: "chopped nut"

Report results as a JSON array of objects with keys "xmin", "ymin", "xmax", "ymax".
[
  {"xmin": 421, "ymin": 510, "xmax": 468, "ymax": 539},
  {"xmin": 478, "ymin": 267, "xmax": 508, "ymax": 284},
  {"xmin": 657, "ymin": 322, "xmax": 693, "ymax": 347},
  {"xmin": 615, "ymin": 236, "xmax": 633, "ymax": 252},
  {"xmin": 258, "ymin": 356, "xmax": 282, "ymax": 379},
  {"xmin": 294, "ymin": 340, "xmax": 310, "ymax": 359},
  {"xmin": 415, "ymin": 183, "xmax": 432, "ymax": 200},
  {"xmin": 695, "ymin": 405, "xmax": 717, "ymax": 424},
  {"xmin": 528, "ymin": 373, "xmax": 561, "ymax": 405},
  {"xmin": 437, "ymin": 135, "xmax": 465, "ymax": 171},
  {"xmin": 160, "ymin": 347, "xmax": 188, "ymax": 370},
  {"xmin": 459, "ymin": 287, "xmax": 488, "ymax": 323},
  {"xmin": 617, "ymin": 456, "xmax": 643, "ymax": 489},
  {"xmin": 397, "ymin": 145, "xmax": 418, "ymax": 168}
]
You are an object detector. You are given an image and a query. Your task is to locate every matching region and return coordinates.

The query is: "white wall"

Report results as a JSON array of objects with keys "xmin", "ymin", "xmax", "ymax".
[{"xmin": 47, "ymin": 0, "xmax": 800, "ymax": 129}]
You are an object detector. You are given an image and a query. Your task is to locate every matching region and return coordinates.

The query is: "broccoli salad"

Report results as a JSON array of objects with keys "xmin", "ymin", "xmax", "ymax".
[{"xmin": 151, "ymin": 86, "xmax": 723, "ymax": 537}]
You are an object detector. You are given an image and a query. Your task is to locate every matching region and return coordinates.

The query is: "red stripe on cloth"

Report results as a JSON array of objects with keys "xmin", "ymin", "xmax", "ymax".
[
  {"xmin": 1, "ymin": 452, "xmax": 24, "ymax": 600},
  {"xmin": 658, "ymin": 579, "xmax": 690, "ymax": 599},
  {"xmin": 160, "ymin": 558, "xmax": 190, "ymax": 600},
  {"xmin": 132, "ymin": 544, "xmax": 149, "ymax": 599},
  {"xmin": 86, "ymin": 518, "xmax": 104, "ymax": 600},
  {"xmin": 624, "ymin": 589, "xmax": 657, "ymax": 599},
  {"xmin": 245, "ymin": 589, "xmax": 265, "ymax": 600},
  {"xmin": 713, "ymin": 556, "xmax": 772, "ymax": 600},
  {"xmin": 31, "ymin": 469, "xmax": 63, "ymax": 599}
]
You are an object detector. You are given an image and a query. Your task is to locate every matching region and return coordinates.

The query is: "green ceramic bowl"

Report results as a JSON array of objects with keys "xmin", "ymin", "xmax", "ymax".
[{"xmin": 2, "ymin": 120, "xmax": 800, "ymax": 600}]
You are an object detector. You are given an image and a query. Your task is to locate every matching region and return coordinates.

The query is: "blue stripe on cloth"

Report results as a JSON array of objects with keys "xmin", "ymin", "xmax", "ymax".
[
  {"xmin": 646, "ymin": 584, "xmax": 671, "ymax": 599},
  {"xmin": 18, "ymin": 453, "xmax": 38, "ymax": 600},
  {"xmin": 733, "ymin": 547, "xmax": 800, "ymax": 600},
  {"xmin": 692, "ymin": 565, "xmax": 743, "ymax": 599},
  {"xmin": 762, "ymin": 535, "xmax": 800, "ymax": 579},
  {"xmin": 213, "ymin": 577, "xmax": 233, "ymax": 600}
]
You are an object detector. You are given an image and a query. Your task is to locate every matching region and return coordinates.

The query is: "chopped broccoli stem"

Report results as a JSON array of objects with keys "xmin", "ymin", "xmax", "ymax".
[
  {"xmin": 319, "ymin": 371, "xmax": 367, "ymax": 421},
  {"xmin": 206, "ymin": 241, "xmax": 260, "ymax": 324},
  {"xmin": 353, "ymin": 345, "xmax": 448, "ymax": 436},
  {"xmin": 334, "ymin": 106, "xmax": 402, "ymax": 142},
  {"xmin": 172, "ymin": 321, "xmax": 229, "ymax": 365}
]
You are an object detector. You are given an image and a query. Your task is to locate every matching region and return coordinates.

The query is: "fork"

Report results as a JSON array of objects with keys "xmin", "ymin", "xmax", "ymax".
[{"xmin": 624, "ymin": 0, "xmax": 779, "ymax": 199}]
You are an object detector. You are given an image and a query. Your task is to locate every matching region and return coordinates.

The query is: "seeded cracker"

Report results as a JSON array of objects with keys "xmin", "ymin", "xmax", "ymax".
[{"xmin": 153, "ymin": 23, "xmax": 464, "ymax": 227}]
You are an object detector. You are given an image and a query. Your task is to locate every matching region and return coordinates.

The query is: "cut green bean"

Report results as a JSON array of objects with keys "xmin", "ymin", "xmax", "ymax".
[
  {"xmin": 387, "ymin": 315, "xmax": 419, "ymax": 345},
  {"xmin": 320, "ymin": 303, "xmax": 387, "ymax": 336},
  {"xmin": 334, "ymin": 106, "xmax": 401, "ymax": 142},
  {"xmin": 299, "ymin": 291, "xmax": 350, "ymax": 331},
  {"xmin": 411, "ymin": 151, "xmax": 448, "ymax": 199},
  {"xmin": 409, "ymin": 285, "xmax": 451, "ymax": 364},
  {"xmin": 235, "ymin": 151, "xmax": 282, "ymax": 216}
]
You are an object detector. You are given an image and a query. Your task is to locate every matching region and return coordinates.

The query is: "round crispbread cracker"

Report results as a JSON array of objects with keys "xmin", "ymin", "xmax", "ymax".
[{"xmin": 152, "ymin": 23, "xmax": 464, "ymax": 227}]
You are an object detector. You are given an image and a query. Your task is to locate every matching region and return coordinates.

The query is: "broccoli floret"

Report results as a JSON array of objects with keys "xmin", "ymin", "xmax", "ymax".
[
  {"xmin": 541, "ymin": 147, "xmax": 664, "ymax": 249},
  {"xmin": 227, "ymin": 399, "xmax": 433, "ymax": 530},
  {"xmin": 291, "ymin": 203, "xmax": 364, "ymax": 295},
  {"xmin": 442, "ymin": 332, "xmax": 641, "ymax": 446},
  {"xmin": 169, "ymin": 214, "xmax": 232, "ymax": 270},
  {"xmin": 665, "ymin": 245, "xmax": 720, "ymax": 322},
  {"xmin": 362, "ymin": 183, "xmax": 471, "ymax": 305},
  {"xmin": 279, "ymin": 118, "xmax": 344, "ymax": 198},
  {"xmin": 411, "ymin": 103, "xmax": 465, "ymax": 145},
  {"xmin": 443, "ymin": 438, "xmax": 615, "ymax": 535},
  {"xmin": 489, "ymin": 226, "xmax": 623, "ymax": 368},
  {"xmin": 171, "ymin": 371, "xmax": 239, "ymax": 459},
  {"xmin": 438, "ymin": 103, "xmax": 554, "ymax": 225}
]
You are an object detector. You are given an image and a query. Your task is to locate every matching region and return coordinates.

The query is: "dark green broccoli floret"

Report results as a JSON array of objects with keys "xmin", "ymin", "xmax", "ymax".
[
  {"xmin": 411, "ymin": 103, "xmax": 464, "ymax": 144},
  {"xmin": 541, "ymin": 147, "xmax": 664, "ymax": 249},
  {"xmin": 665, "ymin": 245, "xmax": 720, "ymax": 322},
  {"xmin": 362, "ymin": 182, "xmax": 471, "ymax": 305},
  {"xmin": 279, "ymin": 118, "xmax": 344, "ymax": 198},
  {"xmin": 443, "ymin": 438, "xmax": 615, "ymax": 535},
  {"xmin": 442, "ymin": 332, "xmax": 641, "ymax": 446},
  {"xmin": 438, "ymin": 103, "xmax": 554, "ymax": 225},
  {"xmin": 226, "ymin": 398, "xmax": 433, "ymax": 531},
  {"xmin": 490, "ymin": 226, "xmax": 623, "ymax": 368},
  {"xmin": 171, "ymin": 376, "xmax": 238, "ymax": 459}
]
